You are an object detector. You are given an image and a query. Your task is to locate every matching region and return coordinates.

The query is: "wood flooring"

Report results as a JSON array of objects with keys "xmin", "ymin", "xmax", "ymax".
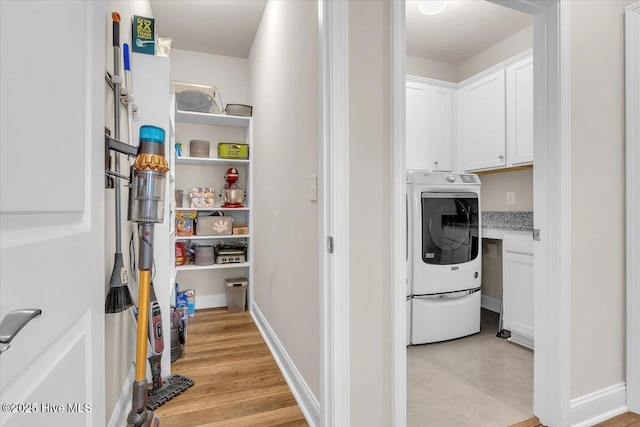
[
  {"xmin": 153, "ymin": 308, "xmax": 308, "ymax": 426},
  {"xmin": 155, "ymin": 307, "xmax": 638, "ymax": 427},
  {"xmin": 510, "ymin": 412, "xmax": 640, "ymax": 427}
]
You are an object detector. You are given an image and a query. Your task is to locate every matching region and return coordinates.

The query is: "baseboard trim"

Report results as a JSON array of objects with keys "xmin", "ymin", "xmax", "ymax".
[
  {"xmin": 481, "ymin": 294, "xmax": 501, "ymax": 313},
  {"xmin": 251, "ymin": 301, "xmax": 320, "ymax": 427},
  {"xmin": 196, "ymin": 293, "xmax": 227, "ymax": 310},
  {"xmin": 107, "ymin": 365, "xmax": 134, "ymax": 427},
  {"xmin": 570, "ymin": 382, "xmax": 628, "ymax": 427}
]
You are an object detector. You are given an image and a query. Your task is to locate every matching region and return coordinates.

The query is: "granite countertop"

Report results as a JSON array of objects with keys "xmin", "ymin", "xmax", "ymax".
[{"xmin": 481, "ymin": 211, "xmax": 533, "ymax": 232}]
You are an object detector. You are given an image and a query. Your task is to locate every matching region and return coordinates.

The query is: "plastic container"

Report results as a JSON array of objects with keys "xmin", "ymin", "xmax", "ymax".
[
  {"xmin": 218, "ymin": 143, "xmax": 249, "ymax": 159},
  {"xmin": 225, "ymin": 278, "xmax": 248, "ymax": 314},
  {"xmin": 190, "ymin": 140, "xmax": 210, "ymax": 158}
]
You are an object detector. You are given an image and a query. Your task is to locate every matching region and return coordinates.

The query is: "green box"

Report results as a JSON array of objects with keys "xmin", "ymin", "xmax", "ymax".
[
  {"xmin": 218, "ymin": 143, "xmax": 249, "ymax": 160},
  {"xmin": 132, "ymin": 15, "xmax": 155, "ymax": 55}
]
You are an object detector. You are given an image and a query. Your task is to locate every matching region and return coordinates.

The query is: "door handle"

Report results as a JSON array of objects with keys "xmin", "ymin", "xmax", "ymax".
[{"xmin": 0, "ymin": 309, "xmax": 42, "ymax": 354}]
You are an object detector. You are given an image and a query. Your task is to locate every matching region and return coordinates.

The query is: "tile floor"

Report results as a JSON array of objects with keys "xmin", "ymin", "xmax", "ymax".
[{"xmin": 408, "ymin": 309, "xmax": 534, "ymax": 427}]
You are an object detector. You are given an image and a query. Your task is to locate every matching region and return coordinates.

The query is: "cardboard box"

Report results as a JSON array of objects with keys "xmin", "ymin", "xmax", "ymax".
[
  {"xmin": 184, "ymin": 290, "xmax": 195, "ymax": 318},
  {"xmin": 232, "ymin": 226, "xmax": 249, "ymax": 235},
  {"xmin": 132, "ymin": 15, "xmax": 155, "ymax": 55},
  {"xmin": 176, "ymin": 210, "xmax": 197, "ymax": 236}
]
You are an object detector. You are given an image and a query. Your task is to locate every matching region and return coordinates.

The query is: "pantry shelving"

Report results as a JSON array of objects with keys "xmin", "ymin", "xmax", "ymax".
[{"xmin": 171, "ymin": 109, "xmax": 253, "ymax": 312}]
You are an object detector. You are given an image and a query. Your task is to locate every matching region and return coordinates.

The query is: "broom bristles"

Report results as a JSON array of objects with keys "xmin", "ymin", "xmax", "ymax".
[{"xmin": 105, "ymin": 285, "xmax": 134, "ymax": 313}]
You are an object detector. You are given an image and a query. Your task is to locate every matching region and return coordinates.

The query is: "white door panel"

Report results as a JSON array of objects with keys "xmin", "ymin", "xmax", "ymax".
[
  {"xmin": 507, "ymin": 57, "xmax": 534, "ymax": 166},
  {"xmin": 0, "ymin": 1, "xmax": 105, "ymax": 426},
  {"xmin": 429, "ymin": 87, "xmax": 453, "ymax": 171}
]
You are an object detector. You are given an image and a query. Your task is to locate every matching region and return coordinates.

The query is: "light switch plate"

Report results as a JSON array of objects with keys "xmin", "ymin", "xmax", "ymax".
[
  {"xmin": 507, "ymin": 192, "xmax": 515, "ymax": 205},
  {"xmin": 310, "ymin": 174, "xmax": 317, "ymax": 202}
]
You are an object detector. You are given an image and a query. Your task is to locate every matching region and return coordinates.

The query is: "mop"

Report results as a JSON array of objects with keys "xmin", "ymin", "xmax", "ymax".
[{"xmin": 106, "ymin": 12, "xmax": 134, "ymax": 314}]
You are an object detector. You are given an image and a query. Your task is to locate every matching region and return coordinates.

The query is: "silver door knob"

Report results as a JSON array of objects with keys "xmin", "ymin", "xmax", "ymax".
[
  {"xmin": 499, "ymin": 155, "xmax": 504, "ymax": 160},
  {"xmin": 0, "ymin": 309, "xmax": 42, "ymax": 354}
]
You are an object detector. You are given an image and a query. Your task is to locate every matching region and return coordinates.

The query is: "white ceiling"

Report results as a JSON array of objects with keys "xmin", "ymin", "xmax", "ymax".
[
  {"xmin": 149, "ymin": 0, "xmax": 267, "ymax": 59},
  {"xmin": 406, "ymin": 1, "xmax": 532, "ymax": 64},
  {"xmin": 149, "ymin": 0, "xmax": 532, "ymax": 64}
]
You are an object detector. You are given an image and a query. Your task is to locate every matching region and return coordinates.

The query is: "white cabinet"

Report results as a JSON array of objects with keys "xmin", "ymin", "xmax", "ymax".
[
  {"xmin": 506, "ymin": 56, "xmax": 534, "ymax": 166},
  {"xmin": 460, "ymin": 69, "xmax": 507, "ymax": 171},
  {"xmin": 405, "ymin": 78, "xmax": 454, "ymax": 171},
  {"xmin": 406, "ymin": 80, "xmax": 430, "ymax": 170},
  {"xmin": 172, "ymin": 111, "xmax": 253, "ymax": 310},
  {"xmin": 502, "ymin": 233, "xmax": 534, "ymax": 350},
  {"xmin": 429, "ymin": 86, "xmax": 454, "ymax": 171}
]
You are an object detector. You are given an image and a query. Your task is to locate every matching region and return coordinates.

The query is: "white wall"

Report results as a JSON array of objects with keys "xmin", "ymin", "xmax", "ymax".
[
  {"xmin": 406, "ymin": 55, "xmax": 457, "ymax": 82},
  {"xmin": 104, "ymin": 1, "xmax": 154, "ymax": 424},
  {"xmin": 457, "ymin": 25, "xmax": 533, "ymax": 82},
  {"xmin": 169, "ymin": 49, "xmax": 249, "ymax": 108},
  {"xmin": 248, "ymin": 0, "xmax": 319, "ymax": 399},
  {"xmin": 570, "ymin": 0, "xmax": 632, "ymax": 399},
  {"xmin": 349, "ymin": 1, "xmax": 392, "ymax": 425},
  {"xmin": 478, "ymin": 168, "xmax": 533, "ymax": 212}
]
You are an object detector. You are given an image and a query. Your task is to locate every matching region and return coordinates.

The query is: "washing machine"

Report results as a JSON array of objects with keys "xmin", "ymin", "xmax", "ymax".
[{"xmin": 407, "ymin": 170, "xmax": 482, "ymax": 344}]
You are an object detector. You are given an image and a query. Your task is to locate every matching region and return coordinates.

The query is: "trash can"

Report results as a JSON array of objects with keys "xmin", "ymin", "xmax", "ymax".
[{"xmin": 225, "ymin": 278, "xmax": 248, "ymax": 314}]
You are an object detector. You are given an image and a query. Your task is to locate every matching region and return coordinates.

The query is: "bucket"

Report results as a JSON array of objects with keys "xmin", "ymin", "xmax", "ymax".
[
  {"xmin": 190, "ymin": 140, "xmax": 210, "ymax": 158},
  {"xmin": 194, "ymin": 245, "xmax": 215, "ymax": 266}
]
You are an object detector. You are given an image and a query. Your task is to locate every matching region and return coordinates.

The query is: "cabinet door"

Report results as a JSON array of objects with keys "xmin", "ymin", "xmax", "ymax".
[
  {"xmin": 429, "ymin": 86, "xmax": 454, "ymax": 171},
  {"xmin": 506, "ymin": 57, "xmax": 534, "ymax": 166},
  {"xmin": 406, "ymin": 80, "xmax": 430, "ymax": 170},
  {"xmin": 503, "ymin": 233, "xmax": 534, "ymax": 349},
  {"xmin": 461, "ymin": 69, "xmax": 506, "ymax": 171}
]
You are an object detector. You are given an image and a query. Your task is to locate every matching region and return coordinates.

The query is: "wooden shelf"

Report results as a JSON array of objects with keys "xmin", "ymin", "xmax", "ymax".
[
  {"xmin": 176, "ymin": 262, "xmax": 250, "ymax": 272},
  {"xmin": 175, "ymin": 110, "xmax": 251, "ymax": 128},
  {"xmin": 176, "ymin": 156, "xmax": 249, "ymax": 166}
]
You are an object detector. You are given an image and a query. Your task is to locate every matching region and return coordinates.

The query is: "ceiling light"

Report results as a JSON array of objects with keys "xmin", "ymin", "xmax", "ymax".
[{"xmin": 418, "ymin": 0, "xmax": 449, "ymax": 16}]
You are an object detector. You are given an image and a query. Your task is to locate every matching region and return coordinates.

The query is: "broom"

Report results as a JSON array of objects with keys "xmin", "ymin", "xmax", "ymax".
[{"xmin": 106, "ymin": 11, "xmax": 134, "ymax": 314}]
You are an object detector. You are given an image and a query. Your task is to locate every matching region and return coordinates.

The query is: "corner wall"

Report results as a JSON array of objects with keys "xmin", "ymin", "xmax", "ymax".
[
  {"xmin": 349, "ymin": 1, "xmax": 392, "ymax": 425},
  {"xmin": 570, "ymin": 0, "xmax": 632, "ymax": 399},
  {"xmin": 248, "ymin": 0, "xmax": 319, "ymax": 400}
]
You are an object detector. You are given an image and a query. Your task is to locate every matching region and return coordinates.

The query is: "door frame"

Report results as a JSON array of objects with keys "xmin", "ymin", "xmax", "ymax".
[
  {"xmin": 390, "ymin": 1, "xmax": 572, "ymax": 426},
  {"xmin": 626, "ymin": 1, "xmax": 640, "ymax": 413},
  {"xmin": 319, "ymin": 1, "xmax": 351, "ymax": 426}
]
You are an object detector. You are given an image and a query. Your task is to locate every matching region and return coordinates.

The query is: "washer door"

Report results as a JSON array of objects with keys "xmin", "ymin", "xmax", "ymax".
[{"xmin": 421, "ymin": 192, "xmax": 479, "ymax": 265}]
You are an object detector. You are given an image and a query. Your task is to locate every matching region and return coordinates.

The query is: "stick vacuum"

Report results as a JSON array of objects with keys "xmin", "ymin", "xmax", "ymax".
[{"xmin": 126, "ymin": 125, "xmax": 169, "ymax": 427}]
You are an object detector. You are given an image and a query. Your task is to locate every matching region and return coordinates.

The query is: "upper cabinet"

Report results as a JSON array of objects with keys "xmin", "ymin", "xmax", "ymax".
[
  {"xmin": 506, "ymin": 56, "xmax": 534, "ymax": 167},
  {"xmin": 406, "ymin": 80, "xmax": 430, "ymax": 170},
  {"xmin": 406, "ymin": 51, "xmax": 533, "ymax": 174},
  {"xmin": 405, "ymin": 78, "xmax": 455, "ymax": 172},
  {"xmin": 429, "ymin": 86, "xmax": 454, "ymax": 172},
  {"xmin": 460, "ymin": 69, "xmax": 507, "ymax": 171}
]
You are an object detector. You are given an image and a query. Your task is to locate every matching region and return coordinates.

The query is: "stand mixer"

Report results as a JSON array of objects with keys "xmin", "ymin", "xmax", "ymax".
[{"xmin": 221, "ymin": 167, "xmax": 245, "ymax": 208}]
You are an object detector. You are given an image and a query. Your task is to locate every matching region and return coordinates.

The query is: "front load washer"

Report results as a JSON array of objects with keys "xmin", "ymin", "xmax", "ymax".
[{"xmin": 407, "ymin": 171, "xmax": 482, "ymax": 344}]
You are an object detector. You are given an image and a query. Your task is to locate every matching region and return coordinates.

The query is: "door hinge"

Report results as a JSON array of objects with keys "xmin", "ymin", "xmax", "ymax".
[
  {"xmin": 327, "ymin": 236, "xmax": 334, "ymax": 254},
  {"xmin": 533, "ymin": 229, "xmax": 540, "ymax": 241}
]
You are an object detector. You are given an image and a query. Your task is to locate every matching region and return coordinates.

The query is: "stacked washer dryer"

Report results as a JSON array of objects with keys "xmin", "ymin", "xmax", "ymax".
[{"xmin": 407, "ymin": 171, "xmax": 482, "ymax": 344}]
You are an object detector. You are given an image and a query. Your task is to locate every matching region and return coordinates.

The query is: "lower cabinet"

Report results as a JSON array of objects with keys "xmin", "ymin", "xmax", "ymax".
[{"xmin": 502, "ymin": 233, "xmax": 534, "ymax": 349}]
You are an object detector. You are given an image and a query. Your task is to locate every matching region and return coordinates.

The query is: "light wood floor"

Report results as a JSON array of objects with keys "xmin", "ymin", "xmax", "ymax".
[
  {"xmin": 153, "ymin": 308, "xmax": 308, "ymax": 426},
  {"xmin": 510, "ymin": 412, "xmax": 640, "ymax": 427}
]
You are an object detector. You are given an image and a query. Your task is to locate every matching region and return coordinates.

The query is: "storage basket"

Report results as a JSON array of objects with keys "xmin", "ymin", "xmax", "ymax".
[
  {"xmin": 194, "ymin": 245, "xmax": 215, "ymax": 266},
  {"xmin": 174, "ymin": 81, "xmax": 218, "ymax": 113},
  {"xmin": 190, "ymin": 140, "xmax": 210, "ymax": 158},
  {"xmin": 218, "ymin": 143, "xmax": 249, "ymax": 160},
  {"xmin": 195, "ymin": 215, "xmax": 233, "ymax": 236}
]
